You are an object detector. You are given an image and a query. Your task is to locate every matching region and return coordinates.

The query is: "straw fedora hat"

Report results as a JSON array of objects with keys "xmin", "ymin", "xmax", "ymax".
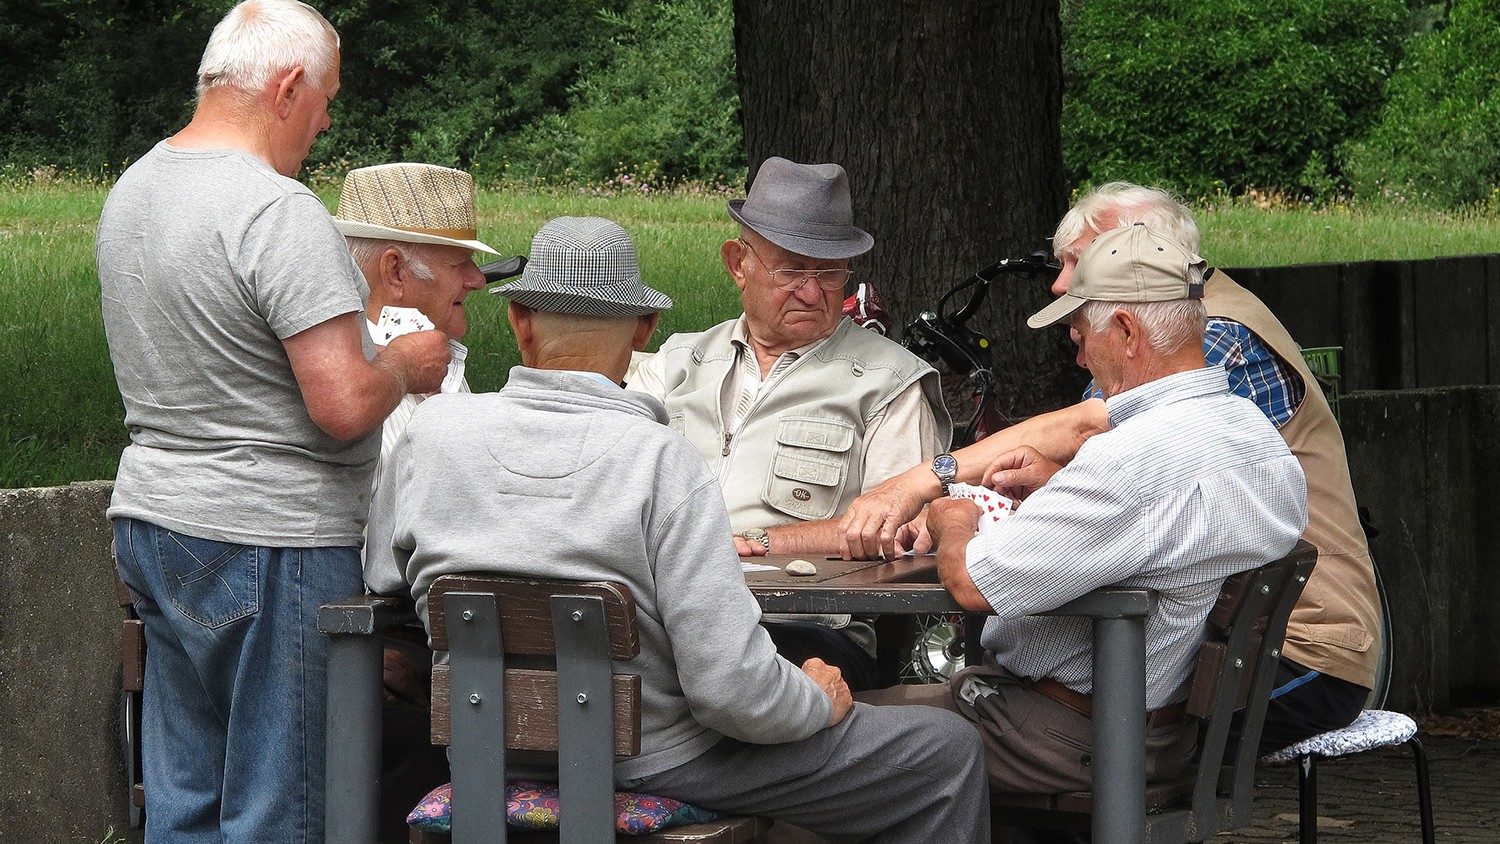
[
  {"xmin": 333, "ymin": 163, "xmax": 499, "ymax": 254},
  {"xmin": 492, "ymin": 216, "xmax": 673, "ymax": 317},
  {"xmin": 727, "ymin": 156, "xmax": 873, "ymax": 260}
]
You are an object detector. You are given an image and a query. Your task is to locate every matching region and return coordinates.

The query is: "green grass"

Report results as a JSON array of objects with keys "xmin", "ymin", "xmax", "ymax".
[{"xmin": 6, "ymin": 180, "xmax": 1500, "ymax": 488}]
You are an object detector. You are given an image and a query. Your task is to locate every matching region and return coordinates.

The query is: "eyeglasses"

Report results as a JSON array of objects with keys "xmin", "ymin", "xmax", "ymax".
[{"xmin": 737, "ymin": 239, "xmax": 853, "ymax": 292}]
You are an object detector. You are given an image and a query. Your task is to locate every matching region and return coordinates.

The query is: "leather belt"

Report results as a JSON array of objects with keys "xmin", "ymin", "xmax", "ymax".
[{"xmin": 1033, "ymin": 677, "xmax": 1187, "ymax": 727}]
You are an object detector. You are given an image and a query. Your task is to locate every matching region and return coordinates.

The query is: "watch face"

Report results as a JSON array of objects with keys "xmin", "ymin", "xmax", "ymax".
[{"xmin": 933, "ymin": 453, "xmax": 958, "ymax": 478}]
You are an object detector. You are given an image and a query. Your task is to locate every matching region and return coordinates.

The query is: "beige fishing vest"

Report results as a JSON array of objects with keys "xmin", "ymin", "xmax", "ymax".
[
  {"xmin": 654, "ymin": 317, "xmax": 950, "ymax": 529},
  {"xmin": 1205, "ymin": 270, "xmax": 1381, "ymax": 688}
]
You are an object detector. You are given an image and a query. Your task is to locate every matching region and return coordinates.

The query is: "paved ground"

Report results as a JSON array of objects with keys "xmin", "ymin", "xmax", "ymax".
[{"xmin": 1228, "ymin": 734, "xmax": 1499, "ymax": 842}]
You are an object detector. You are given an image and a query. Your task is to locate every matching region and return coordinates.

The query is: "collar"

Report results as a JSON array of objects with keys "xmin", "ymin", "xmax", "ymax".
[
  {"xmin": 730, "ymin": 313, "xmax": 840, "ymax": 362},
  {"xmin": 1104, "ymin": 366, "xmax": 1230, "ymax": 427},
  {"xmin": 503, "ymin": 366, "xmax": 670, "ymax": 425}
]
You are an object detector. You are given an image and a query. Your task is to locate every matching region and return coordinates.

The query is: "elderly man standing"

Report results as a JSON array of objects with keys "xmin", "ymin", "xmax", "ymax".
[
  {"xmin": 867, "ymin": 223, "xmax": 1307, "ymax": 794},
  {"xmin": 365, "ymin": 216, "xmax": 989, "ymax": 841},
  {"xmin": 629, "ymin": 156, "xmax": 950, "ymax": 687},
  {"xmin": 96, "ymin": 3, "xmax": 449, "ymax": 841}
]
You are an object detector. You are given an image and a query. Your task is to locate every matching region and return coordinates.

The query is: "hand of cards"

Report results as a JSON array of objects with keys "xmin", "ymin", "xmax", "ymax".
[
  {"xmin": 947, "ymin": 482, "xmax": 1018, "ymax": 534},
  {"xmin": 376, "ymin": 306, "xmax": 466, "ymax": 395}
]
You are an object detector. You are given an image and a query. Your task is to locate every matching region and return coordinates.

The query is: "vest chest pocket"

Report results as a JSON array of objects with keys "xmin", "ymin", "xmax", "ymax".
[{"xmin": 764, "ymin": 417, "xmax": 856, "ymax": 521}]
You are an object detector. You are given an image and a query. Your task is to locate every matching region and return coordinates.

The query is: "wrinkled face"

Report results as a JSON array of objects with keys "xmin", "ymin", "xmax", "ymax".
[
  {"xmin": 403, "ymin": 244, "xmax": 486, "ymax": 338},
  {"xmin": 1069, "ymin": 309, "xmax": 1125, "ymax": 397},
  {"xmin": 1053, "ymin": 222, "xmax": 1106, "ymax": 355},
  {"xmin": 730, "ymin": 232, "xmax": 848, "ymax": 349}
]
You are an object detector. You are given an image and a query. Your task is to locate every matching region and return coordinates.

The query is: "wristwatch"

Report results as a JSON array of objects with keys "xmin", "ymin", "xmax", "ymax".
[
  {"xmin": 739, "ymin": 528, "xmax": 772, "ymax": 554},
  {"xmin": 931, "ymin": 452, "xmax": 958, "ymax": 495}
]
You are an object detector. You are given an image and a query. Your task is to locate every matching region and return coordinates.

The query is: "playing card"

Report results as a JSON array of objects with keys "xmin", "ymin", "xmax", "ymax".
[
  {"xmin": 948, "ymin": 482, "xmax": 1018, "ymax": 531},
  {"xmin": 376, "ymin": 306, "xmax": 436, "ymax": 345}
]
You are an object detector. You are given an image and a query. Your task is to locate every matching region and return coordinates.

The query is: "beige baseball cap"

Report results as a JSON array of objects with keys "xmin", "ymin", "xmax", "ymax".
[{"xmin": 1027, "ymin": 223, "xmax": 1206, "ymax": 329}]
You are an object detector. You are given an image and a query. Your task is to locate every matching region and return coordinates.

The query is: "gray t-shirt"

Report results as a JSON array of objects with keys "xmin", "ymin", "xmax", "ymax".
[{"xmin": 97, "ymin": 141, "xmax": 376, "ymax": 547}]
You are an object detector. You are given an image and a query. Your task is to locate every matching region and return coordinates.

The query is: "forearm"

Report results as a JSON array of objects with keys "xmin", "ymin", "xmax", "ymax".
[
  {"xmin": 952, "ymin": 399, "xmax": 1106, "ymax": 481},
  {"xmin": 937, "ymin": 540, "xmax": 990, "ymax": 612},
  {"xmin": 311, "ymin": 354, "xmax": 408, "ymax": 441},
  {"xmin": 763, "ymin": 519, "xmax": 855, "ymax": 557}
]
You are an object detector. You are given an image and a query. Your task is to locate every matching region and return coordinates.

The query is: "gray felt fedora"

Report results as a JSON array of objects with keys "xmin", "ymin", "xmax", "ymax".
[
  {"xmin": 728, "ymin": 156, "xmax": 874, "ymax": 260},
  {"xmin": 491, "ymin": 216, "xmax": 673, "ymax": 317}
]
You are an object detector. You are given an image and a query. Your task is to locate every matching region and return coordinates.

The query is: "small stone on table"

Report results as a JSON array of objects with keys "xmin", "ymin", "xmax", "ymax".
[{"xmin": 784, "ymin": 559, "xmax": 818, "ymax": 577}]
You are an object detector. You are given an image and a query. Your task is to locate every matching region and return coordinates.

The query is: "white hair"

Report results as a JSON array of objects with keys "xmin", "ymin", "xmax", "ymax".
[
  {"xmin": 1054, "ymin": 182, "xmax": 1202, "ymax": 257},
  {"xmin": 345, "ymin": 238, "xmax": 435, "ymax": 282},
  {"xmin": 196, "ymin": 0, "xmax": 340, "ymax": 100},
  {"xmin": 1077, "ymin": 298, "xmax": 1207, "ymax": 355}
]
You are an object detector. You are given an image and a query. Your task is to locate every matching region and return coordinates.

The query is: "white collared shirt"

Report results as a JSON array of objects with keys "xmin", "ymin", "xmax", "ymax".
[{"xmin": 970, "ymin": 367, "xmax": 1308, "ymax": 708}]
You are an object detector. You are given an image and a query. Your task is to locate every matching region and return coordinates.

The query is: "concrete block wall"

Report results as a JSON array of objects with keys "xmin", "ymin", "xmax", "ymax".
[{"xmin": 0, "ymin": 481, "xmax": 140, "ymax": 843}]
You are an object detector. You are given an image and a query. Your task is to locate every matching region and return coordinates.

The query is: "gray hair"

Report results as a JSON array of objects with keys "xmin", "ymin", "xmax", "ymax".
[
  {"xmin": 196, "ymin": 0, "xmax": 340, "ymax": 100},
  {"xmin": 1054, "ymin": 182, "xmax": 1202, "ymax": 257},
  {"xmin": 1077, "ymin": 298, "xmax": 1207, "ymax": 355},
  {"xmin": 345, "ymin": 238, "xmax": 435, "ymax": 282}
]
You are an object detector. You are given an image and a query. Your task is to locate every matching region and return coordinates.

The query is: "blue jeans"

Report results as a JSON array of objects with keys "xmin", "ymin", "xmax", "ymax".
[{"xmin": 113, "ymin": 517, "xmax": 363, "ymax": 844}]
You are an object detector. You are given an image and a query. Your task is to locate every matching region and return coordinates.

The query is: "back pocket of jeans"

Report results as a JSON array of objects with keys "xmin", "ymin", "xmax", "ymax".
[{"xmin": 155, "ymin": 530, "xmax": 263, "ymax": 628}]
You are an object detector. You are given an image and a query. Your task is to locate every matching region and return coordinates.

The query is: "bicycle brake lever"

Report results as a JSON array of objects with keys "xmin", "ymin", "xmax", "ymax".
[{"xmin": 481, "ymin": 255, "xmax": 527, "ymax": 287}]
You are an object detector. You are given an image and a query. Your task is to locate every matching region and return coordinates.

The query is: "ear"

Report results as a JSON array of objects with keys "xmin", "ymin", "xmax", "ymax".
[
  {"xmin": 378, "ymin": 248, "xmax": 405, "ymax": 302},
  {"xmin": 272, "ymin": 65, "xmax": 307, "ymax": 119},
  {"xmin": 721, "ymin": 238, "xmax": 749, "ymax": 293},
  {"xmin": 1114, "ymin": 308, "xmax": 1145, "ymax": 358},
  {"xmin": 632, "ymin": 313, "xmax": 661, "ymax": 351},
  {"xmin": 507, "ymin": 302, "xmax": 535, "ymax": 360}
]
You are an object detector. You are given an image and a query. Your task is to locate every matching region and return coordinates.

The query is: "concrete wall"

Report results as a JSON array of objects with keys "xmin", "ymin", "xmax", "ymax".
[
  {"xmin": 1343, "ymin": 386, "xmax": 1500, "ymax": 712},
  {"xmin": 1224, "ymin": 254, "xmax": 1500, "ymax": 392},
  {"xmin": 0, "ymin": 481, "xmax": 140, "ymax": 843}
]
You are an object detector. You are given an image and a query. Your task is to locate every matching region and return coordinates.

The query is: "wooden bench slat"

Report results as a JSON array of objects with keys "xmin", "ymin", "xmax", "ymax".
[
  {"xmin": 428, "ymin": 577, "xmax": 638, "ymax": 658},
  {"xmin": 430, "ymin": 663, "xmax": 641, "ymax": 755}
]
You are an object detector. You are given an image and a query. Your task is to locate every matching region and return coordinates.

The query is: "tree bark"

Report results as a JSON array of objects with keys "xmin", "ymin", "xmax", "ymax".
[{"xmin": 732, "ymin": 0, "xmax": 1081, "ymax": 416}]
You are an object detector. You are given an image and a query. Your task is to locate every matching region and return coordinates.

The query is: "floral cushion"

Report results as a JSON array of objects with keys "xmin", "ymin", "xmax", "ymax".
[{"xmin": 407, "ymin": 780, "xmax": 719, "ymax": 836}]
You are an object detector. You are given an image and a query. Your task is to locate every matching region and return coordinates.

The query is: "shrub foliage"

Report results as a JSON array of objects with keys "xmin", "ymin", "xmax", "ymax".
[
  {"xmin": 1062, "ymin": 0, "xmax": 1407, "ymax": 197},
  {"xmin": 1343, "ymin": 0, "xmax": 1500, "ymax": 207}
]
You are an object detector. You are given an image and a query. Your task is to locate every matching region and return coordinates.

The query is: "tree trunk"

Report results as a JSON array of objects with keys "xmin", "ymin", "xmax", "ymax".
[{"xmin": 732, "ymin": 0, "xmax": 1081, "ymax": 416}]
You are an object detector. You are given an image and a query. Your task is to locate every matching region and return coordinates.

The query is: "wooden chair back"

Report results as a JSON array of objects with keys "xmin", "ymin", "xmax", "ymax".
[{"xmin": 425, "ymin": 574, "xmax": 641, "ymax": 843}]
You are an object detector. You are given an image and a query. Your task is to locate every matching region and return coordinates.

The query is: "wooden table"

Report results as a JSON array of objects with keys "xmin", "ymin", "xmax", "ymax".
[
  {"xmin": 744, "ymin": 553, "xmax": 963, "ymax": 614},
  {"xmin": 743, "ymin": 552, "xmax": 1158, "ymax": 844}
]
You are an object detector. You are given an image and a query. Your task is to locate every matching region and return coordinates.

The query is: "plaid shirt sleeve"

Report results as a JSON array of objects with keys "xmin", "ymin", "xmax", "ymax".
[
  {"xmin": 1081, "ymin": 319, "xmax": 1304, "ymax": 429},
  {"xmin": 1203, "ymin": 318, "xmax": 1304, "ymax": 429}
]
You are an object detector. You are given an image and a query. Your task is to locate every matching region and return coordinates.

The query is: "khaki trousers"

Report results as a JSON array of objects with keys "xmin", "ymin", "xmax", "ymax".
[{"xmin": 858, "ymin": 664, "xmax": 1197, "ymax": 794}]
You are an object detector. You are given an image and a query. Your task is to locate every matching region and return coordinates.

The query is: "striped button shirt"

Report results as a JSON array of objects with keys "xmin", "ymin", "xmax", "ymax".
[
  {"xmin": 1085, "ymin": 318, "xmax": 1305, "ymax": 428},
  {"xmin": 973, "ymin": 367, "xmax": 1308, "ymax": 709}
]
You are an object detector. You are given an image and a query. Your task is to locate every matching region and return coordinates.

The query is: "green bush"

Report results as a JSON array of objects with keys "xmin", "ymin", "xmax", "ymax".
[
  {"xmin": 1063, "ymin": 0, "xmax": 1407, "ymax": 198},
  {"xmin": 1343, "ymin": 0, "xmax": 1500, "ymax": 208},
  {"xmin": 498, "ymin": 0, "xmax": 745, "ymax": 186}
]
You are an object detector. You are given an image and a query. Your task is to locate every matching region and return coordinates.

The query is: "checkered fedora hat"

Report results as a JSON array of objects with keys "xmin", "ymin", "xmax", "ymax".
[{"xmin": 492, "ymin": 217, "xmax": 673, "ymax": 316}]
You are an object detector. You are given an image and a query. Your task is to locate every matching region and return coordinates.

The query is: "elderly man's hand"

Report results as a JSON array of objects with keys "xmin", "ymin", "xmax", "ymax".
[
  {"xmin": 802, "ymin": 657, "xmax": 853, "ymax": 726},
  {"xmin": 927, "ymin": 498, "xmax": 991, "ymax": 611},
  {"xmin": 383, "ymin": 329, "xmax": 451, "ymax": 395},
  {"xmin": 733, "ymin": 533, "xmax": 766, "ymax": 557},
  {"xmin": 893, "ymin": 507, "xmax": 934, "ymax": 554},
  {"xmin": 927, "ymin": 497, "xmax": 981, "ymax": 549},
  {"xmin": 838, "ymin": 473, "xmax": 930, "ymax": 560},
  {"xmin": 984, "ymin": 445, "xmax": 1062, "ymax": 501}
]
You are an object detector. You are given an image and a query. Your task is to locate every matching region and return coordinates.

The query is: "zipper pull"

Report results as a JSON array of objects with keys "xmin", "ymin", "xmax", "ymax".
[{"xmin": 722, "ymin": 431, "xmax": 732, "ymax": 457}]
